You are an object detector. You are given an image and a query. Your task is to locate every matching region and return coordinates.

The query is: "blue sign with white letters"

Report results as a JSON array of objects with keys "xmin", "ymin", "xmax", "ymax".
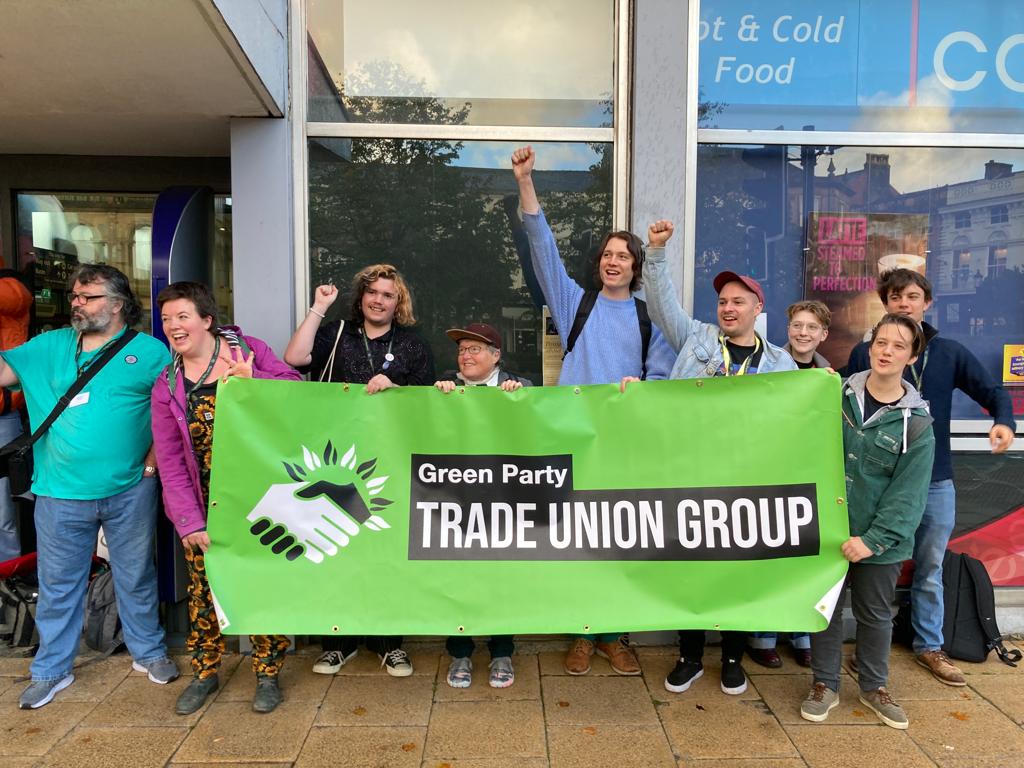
[{"xmin": 699, "ymin": 1, "xmax": 1024, "ymax": 130}]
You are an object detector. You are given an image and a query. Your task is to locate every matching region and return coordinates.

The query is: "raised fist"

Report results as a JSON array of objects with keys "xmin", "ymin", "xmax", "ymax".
[
  {"xmin": 511, "ymin": 146, "xmax": 536, "ymax": 180},
  {"xmin": 648, "ymin": 220, "xmax": 675, "ymax": 248},
  {"xmin": 312, "ymin": 284, "xmax": 339, "ymax": 314}
]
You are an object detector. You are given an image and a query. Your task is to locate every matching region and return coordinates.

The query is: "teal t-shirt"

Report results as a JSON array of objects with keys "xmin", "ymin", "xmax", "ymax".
[{"xmin": 2, "ymin": 327, "xmax": 169, "ymax": 500}]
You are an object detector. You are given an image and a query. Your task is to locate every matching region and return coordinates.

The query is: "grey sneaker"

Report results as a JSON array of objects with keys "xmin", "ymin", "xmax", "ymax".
[
  {"xmin": 19, "ymin": 674, "xmax": 75, "ymax": 709},
  {"xmin": 488, "ymin": 656, "xmax": 515, "ymax": 689},
  {"xmin": 132, "ymin": 657, "xmax": 180, "ymax": 684},
  {"xmin": 175, "ymin": 674, "xmax": 219, "ymax": 715},
  {"xmin": 252, "ymin": 674, "xmax": 283, "ymax": 714},
  {"xmin": 859, "ymin": 687, "xmax": 908, "ymax": 729},
  {"xmin": 446, "ymin": 656, "xmax": 472, "ymax": 688},
  {"xmin": 800, "ymin": 682, "xmax": 839, "ymax": 722}
]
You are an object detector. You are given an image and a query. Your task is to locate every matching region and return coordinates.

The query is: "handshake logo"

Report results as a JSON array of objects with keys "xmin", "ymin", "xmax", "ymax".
[{"xmin": 245, "ymin": 441, "xmax": 392, "ymax": 564}]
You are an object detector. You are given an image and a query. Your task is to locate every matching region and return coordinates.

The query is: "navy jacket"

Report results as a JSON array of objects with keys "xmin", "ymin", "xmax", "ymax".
[{"xmin": 842, "ymin": 322, "xmax": 1016, "ymax": 482}]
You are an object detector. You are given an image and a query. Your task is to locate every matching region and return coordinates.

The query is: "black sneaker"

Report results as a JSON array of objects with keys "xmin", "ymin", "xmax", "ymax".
[
  {"xmin": 664, "ymin": 658, "xmax": 703, "ymax": 693},
  {"xmin": 720, "ymin": 657, "xmax": 747, "ymax": 695}
]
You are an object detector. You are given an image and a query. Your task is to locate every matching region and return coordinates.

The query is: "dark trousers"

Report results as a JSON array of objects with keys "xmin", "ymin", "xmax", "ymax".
[
  {"xmin": 678, "ymin": 629, "xmax": 747, "ymax": 661},
  {"xmin": 811, "ymin": 561, "xmax": 901, "ymax": 693},
  {"xmin": 321, "ymin": 635, "xmax": 403, "ymax": 656},
  {"xmin": 446, "ymin": 635, "xmax": 515, "ymax": 660}
]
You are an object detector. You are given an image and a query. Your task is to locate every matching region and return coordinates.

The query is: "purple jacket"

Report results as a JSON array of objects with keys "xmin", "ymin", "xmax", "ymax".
[{"xmin": 151, "ymin": 328, "xmax": 301, "ymax": 538}]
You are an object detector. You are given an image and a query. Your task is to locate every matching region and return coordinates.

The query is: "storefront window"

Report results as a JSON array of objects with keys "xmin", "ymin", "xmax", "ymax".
[
  {"xmin": 307, "ymin": 0, "xmax": 614, "ymax": 127},
  {"xmin": 698, "ymin": 1, "xmax": 1024, "ymax": 134},
  {"xmin": 307, "ymin": 139, "xmax": 613, "ymax": 383},
  {"xmin": 15, "ymin": 192, "xmax": 158, "ymax": 332},
  {"xmin": 695, "ymin": 144, "xmax": 1024, "ymax": 419}
]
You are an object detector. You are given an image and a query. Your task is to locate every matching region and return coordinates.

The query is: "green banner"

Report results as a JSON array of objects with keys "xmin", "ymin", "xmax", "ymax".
[{"xmin": 206, "ymin": 371, "xmax": 849, "ymax": 636}]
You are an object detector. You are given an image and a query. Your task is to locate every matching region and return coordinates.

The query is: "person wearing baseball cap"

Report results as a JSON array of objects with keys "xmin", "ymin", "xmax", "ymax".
[
  {"xmin": 626, "ymin": 220, "xmax": 796, "ymax": 699},
  {"xmin": 435, "ymin": 323, "xmax": 532, "ymax": 392},
  {"xmin": 434, "ymin": 322, "xmax": 530, "ymax": 689}
]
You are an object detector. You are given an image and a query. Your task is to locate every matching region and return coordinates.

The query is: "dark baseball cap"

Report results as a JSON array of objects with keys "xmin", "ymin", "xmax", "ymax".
[
  {"xmin": 446, "ymin": 323, "xmax": 502, "ymax": 349},
  {"xmin": 713, "ymin": 270, "xmax": 765, "ymax": 305}
]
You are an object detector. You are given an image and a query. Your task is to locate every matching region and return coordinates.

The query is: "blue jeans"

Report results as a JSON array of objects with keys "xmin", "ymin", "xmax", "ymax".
[
  {"xmin": 911, "ymin": 479, "xmax": 956, "ymax": 654},
  {"xmin": 0, "ymin": 410, "xmax": 23, "ymax": 562},
  {"xmin": 749, "ymin": 631, "xmax": 810, "ymax": 650},
  {"xmin": 31, "ymin": 478, "xmax": 167, "ymax": 681}
]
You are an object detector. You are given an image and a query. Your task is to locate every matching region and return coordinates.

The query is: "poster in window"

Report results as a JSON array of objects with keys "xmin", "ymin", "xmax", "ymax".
[{"xmin": 804, "ymin": 211, "xmax": 929, "ymax": 366}]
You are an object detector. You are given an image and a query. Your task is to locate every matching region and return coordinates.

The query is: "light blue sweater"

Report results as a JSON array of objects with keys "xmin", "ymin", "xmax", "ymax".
[{"xmin": 522, "ymin": 210, "xmax": 676, "ymax": 385}]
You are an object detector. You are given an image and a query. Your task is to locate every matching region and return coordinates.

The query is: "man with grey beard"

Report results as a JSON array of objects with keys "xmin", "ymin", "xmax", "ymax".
[{"xmin": 0, "ymin": 264, "xmax": 179, "ymax": 709}]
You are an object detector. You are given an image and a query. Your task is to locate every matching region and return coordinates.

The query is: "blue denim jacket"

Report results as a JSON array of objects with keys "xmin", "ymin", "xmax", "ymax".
[{"xmin": 642, "ymin": 247, "xmax": 797, "ymax": 379}]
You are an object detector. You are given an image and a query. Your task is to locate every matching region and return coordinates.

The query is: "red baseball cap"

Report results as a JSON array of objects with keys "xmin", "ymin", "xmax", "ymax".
[
  {"xmin": 713, "ymin": 271, "xmax": 765, "ymax": 306},
  {"xmin": 446, "ymin": 323, "xmax": 502, "ymax": 349}
]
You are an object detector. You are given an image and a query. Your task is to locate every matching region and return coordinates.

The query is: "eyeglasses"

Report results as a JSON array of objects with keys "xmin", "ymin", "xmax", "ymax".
[
  {"xmin": 457, "ymin": 345, "xmax": 490, "ymax": 356},
  {"xmin": 788, "ymin": 322, "xmax": 823, "ymax": 333},
  {"xmin": 68, "ymin": 292, "xmax": 110, "ymax": 305}
]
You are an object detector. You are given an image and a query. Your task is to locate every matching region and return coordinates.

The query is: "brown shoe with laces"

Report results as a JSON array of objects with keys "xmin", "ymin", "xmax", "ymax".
[
  {"xmin": 595, "ymin": 638, "xmax": 641, "ymax": 675},
  {"xmin": 915, "ymin": 650, "xmax": 966, "ymax": 686},
  {"xmin": 564, "ymin": 638, "xmax": 594, "ymax": 675}
]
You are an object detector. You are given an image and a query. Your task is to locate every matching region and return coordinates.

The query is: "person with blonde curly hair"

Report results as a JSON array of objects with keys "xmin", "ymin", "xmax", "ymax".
[{"xmin": 284, "ymin": 263, "xmax": 434, "ymax": 677}]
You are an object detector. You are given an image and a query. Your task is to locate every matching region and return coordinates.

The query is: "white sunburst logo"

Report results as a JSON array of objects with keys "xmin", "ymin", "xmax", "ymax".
[{"xmin": 245, "ymin": 440, "xmax": 392, "ymax": 564}]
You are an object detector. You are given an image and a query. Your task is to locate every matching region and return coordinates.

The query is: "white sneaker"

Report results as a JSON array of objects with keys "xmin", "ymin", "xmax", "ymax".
[{"xmin": 312, "ymin": 648, "xmax": 357, "ymax": 675}]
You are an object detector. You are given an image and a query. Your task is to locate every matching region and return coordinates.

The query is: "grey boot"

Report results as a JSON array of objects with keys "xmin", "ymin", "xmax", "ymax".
[
  {"xmin": 175, "ymin": 674, "xmax": 219, "ymax": 715},
  {"xmin": 252, "ymin": 673, "xmax": 283, "ymax": 713}
]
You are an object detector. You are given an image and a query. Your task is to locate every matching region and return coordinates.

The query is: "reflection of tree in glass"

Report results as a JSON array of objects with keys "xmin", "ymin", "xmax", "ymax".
[
  {"xmin": 309, "ymin": 62, "xmax": 528, "ymax": 376},
  {"xmin": 309, "ymin": 62, "xmax": 613, "ymax": 382}
]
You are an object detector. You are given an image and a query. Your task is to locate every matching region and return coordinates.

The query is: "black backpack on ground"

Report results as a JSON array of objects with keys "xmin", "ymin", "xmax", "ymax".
[
  {"xmin": 564, "ymin": 290, "xmax": 653, "ymax": 380},
  {"xmin": 84, "ymin": 564, "xmax": 125, "ymax": 655},
  {"xmin": 941, "ymin": 550, "xmax": 1021, "ymax": 666}
]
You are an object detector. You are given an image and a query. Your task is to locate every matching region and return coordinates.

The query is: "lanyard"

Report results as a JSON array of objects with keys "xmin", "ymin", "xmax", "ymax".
[
  {"xmin": 360, "ymin": 328, "xmax": 394, "ymax": 374},
  {"xmin": 75, "ymin": 332, "xmax": 121, "ymax": 376},
  {"xmin": 719, "ymin": 334, "xmax": 761, "ymax": 377},
  {"xmin": 909, "ymin": 347, "xmax": 929, "ymax": 391},
  {"xmin": 185, "ymin": 336, "xmax": 221, "ymax": 420}
]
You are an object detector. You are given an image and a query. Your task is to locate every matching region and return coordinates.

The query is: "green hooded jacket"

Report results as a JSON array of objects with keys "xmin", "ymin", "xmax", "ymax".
[{"xmin": 841, "ymin": 370, "xmax": 935, "ymax": 564}]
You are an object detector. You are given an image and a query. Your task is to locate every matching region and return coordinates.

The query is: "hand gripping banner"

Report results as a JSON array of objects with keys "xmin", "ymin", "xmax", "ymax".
[{"xmin": 205, "ymin": 371, "xmax": 849, "ymax": 636}]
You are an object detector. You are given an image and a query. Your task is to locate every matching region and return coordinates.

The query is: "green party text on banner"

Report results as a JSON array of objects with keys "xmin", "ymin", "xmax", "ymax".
[{"xmin": 205, "ymin": 371, "xmax": 849, "ymax": 636}]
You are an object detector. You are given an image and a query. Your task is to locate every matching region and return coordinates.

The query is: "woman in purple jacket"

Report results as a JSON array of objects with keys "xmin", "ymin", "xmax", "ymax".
[{"xmin": 151, "ymin": 282, "xmax": 300, "ymax": 716}]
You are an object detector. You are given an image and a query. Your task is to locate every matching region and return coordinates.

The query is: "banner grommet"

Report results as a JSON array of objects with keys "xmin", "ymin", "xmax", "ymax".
[
  {"xmin": 582, "ymin": 624, "xmax": 590, "ymax": 632},
  {"xmin": 331, "ymin": 625, "xmax": 340, "ymax": 632},
  {"xmin": 457, "ymin": 625, "xmax": 465, "ymax": 633}
]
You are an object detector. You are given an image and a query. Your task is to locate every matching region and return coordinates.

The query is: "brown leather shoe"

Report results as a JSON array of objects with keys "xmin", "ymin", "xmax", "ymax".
[
  {"xmin": 793, "ymin": 648, "xmax": 812, "ymax": 668},
  {"xmin": 747, "ymin": 647, "xmax": 783, "ymax": 668},
  {"xmin": 564, "ymin": 638, "xmax": 594, "ymax": 675},
  {"xmin": 916, "ymin": 650, "xmax": 966, "ymax": 686},
  {"xmin": 595, "ymin": 639, "xmax": 641, "ymax": 675}
]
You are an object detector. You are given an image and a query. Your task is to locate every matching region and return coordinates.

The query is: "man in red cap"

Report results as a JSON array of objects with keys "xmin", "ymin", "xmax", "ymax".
[
  {"xmin": 628, "ymin": 220, "xmax": 796, "ymax": 697},
  {"xmin": 434, "ymin": 323, "xmax": 532, "ymax": 392}
]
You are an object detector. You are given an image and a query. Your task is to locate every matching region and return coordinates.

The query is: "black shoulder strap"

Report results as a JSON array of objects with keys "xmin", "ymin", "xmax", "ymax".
[
  {"xmin": 634, "ymin": 298, "xmax": 652, "ymax": 381},
  {"xmin": 563, "ymin": 290, "xmax": 599, "ymax": 360},
  {"xmin": 26, "ymin": 329, "xmax": 138, "ymax": 446},
  {"xmin": 963, "ymin": 554, "xmax": 1022, "ymax": 666},
  {"xmin": 563, "ymin": 291, "xmax": 653, "ymax": 380},
  {"xmin": 561, "ymin": 290, "xmax": 598, "ymax": 362}
]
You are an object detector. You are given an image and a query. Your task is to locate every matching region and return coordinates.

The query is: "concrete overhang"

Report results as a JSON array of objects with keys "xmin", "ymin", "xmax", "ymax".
[{"xmin": 0, "ymin": 0, "xmax": 286, "ymax": 156}]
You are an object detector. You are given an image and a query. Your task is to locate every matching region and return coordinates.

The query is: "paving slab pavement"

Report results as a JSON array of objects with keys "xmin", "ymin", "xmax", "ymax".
[{"xmin": 0, "ymin": 641, "xmax": 1021, "ymax": 767}]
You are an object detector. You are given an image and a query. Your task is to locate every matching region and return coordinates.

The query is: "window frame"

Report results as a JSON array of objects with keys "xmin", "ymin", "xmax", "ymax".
[{"xmin": 291, "ymin": 0, "xmax": 631, "ymax": 329}]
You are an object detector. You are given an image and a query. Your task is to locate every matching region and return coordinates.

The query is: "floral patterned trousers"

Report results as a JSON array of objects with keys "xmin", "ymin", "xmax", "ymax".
[{"xmin": 184, "ymin": 545, "xmax": 289, "ymax": 678}]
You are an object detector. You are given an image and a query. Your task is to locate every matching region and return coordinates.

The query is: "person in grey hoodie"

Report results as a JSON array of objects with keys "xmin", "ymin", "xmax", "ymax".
[{"xmin": 800, "ymin": 313, "xmax": 934, "ymax": 731}]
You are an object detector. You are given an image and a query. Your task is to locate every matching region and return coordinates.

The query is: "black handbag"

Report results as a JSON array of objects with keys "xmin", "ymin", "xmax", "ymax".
[{"xmin": 0, "ymin": 330, "xmax": 138, "ymax": 495}]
